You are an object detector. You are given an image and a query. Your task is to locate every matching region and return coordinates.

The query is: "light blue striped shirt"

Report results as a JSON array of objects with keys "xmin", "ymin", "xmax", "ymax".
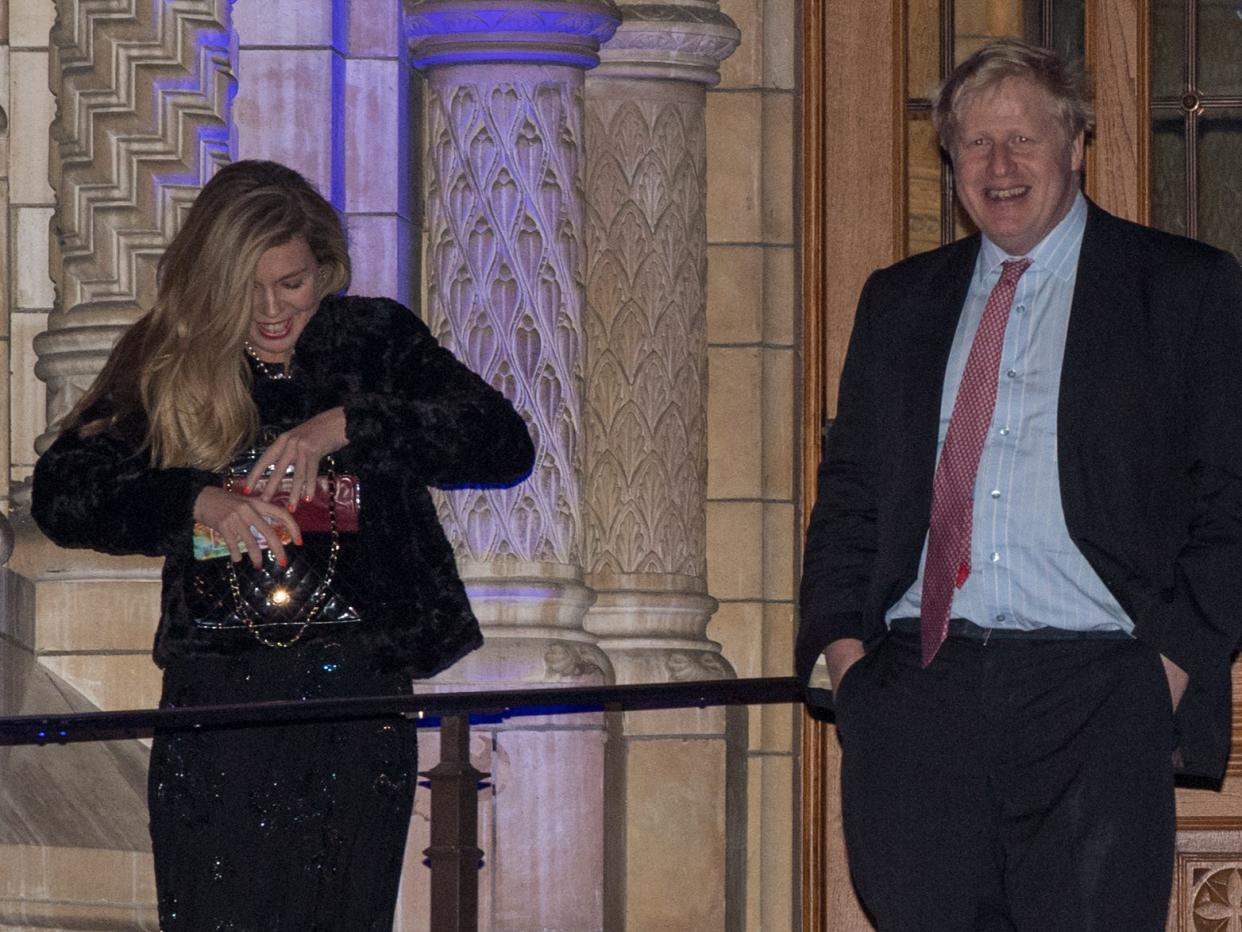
[{"xmin": 887, "ymin": 193, "xmax": 1132, "ymax": 632}]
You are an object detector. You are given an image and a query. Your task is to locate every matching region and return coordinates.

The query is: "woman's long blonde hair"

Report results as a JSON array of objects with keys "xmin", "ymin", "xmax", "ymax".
[{"xmin": 68, "ymin": 161, "xmax": 350, "ymax": 470}]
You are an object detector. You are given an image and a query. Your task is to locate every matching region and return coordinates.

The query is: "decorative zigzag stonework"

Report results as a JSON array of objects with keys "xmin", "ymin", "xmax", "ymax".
[
  {"xmin": 37, "ymin": 0, "xmax": 232, "ymax": 438},
  {"xmin": 50, "ymin": 0, "xmax": 232, "ymax": 311},
  {"xmin": 423, "ymin": 69, "xmax": 587, "ymax": 567},
  {"xmin": 582, "ymin": 92, "xmax": 707, "ymax": 578}
]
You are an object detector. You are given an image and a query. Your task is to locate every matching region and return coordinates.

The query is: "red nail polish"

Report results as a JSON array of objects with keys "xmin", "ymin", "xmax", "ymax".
[
  {"xmin": 240, "ymin": 483, "xmax": 252, "ymax": 495},
  {"xmin": 287, "ymin": 502, "xmax": 297, "ymax": 513},
  {"xmin": 278, "ymin": 557, "xmax": 288, "ymax": 568}
]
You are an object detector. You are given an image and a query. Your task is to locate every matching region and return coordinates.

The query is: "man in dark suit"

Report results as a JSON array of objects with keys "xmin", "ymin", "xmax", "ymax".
[{"xmin": 797, "ymin": 38, "xmax": 1242, "ymax": 931}]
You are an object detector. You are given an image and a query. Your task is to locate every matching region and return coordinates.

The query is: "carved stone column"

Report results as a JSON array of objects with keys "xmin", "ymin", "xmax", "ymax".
[
  {"xmin": 583, "ymin": 1, "xmax": 739, "ymax": 683},
  {"xmin": 582, "ymin": 5, "xmax": 740, "ymax": 929},
  {"xmin": 35, "ymin": 0, "xmax": 233, "ymax": 451},
  {"xmin": 10, "ymin": 1, "xmax": 233, "ymax": 712},
  {"xmin": 406, "ymin": 3, "xmax": 620, "ymax": 929}
]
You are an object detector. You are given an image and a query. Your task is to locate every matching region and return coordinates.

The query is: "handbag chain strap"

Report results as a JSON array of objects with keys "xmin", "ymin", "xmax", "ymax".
[{"xmin": 226, "ymin": 457, "xmax": 340, "ymax": 648}]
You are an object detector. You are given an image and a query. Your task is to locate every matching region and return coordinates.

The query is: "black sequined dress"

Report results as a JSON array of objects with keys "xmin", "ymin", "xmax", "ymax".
[
  {"xmin": 148, "ymin": 358, "xmax": 417, "ymax": 932},
  {"xmin": 149, "ymin": 642, "xmax": 416, "ymax": 931}
]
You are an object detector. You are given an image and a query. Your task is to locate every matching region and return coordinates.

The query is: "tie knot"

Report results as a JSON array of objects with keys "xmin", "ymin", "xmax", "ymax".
[{"xmin": 1000, "ymin": 258, "xmax": 1032, "ymax": 283}]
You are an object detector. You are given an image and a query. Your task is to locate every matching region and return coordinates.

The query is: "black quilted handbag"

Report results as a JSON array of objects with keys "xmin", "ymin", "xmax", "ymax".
[{"xmin": 189, "ymin": 452, "xmax": 362, "ymax": 648}]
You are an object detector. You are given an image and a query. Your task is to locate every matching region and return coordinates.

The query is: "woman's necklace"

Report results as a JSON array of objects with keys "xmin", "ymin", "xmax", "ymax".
[{"xmin": 244, "ymin": 343, "xmax": 293, "ymax": 380}]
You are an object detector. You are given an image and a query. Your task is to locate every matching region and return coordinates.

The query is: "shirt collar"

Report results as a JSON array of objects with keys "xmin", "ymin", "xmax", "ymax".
[{"xmin": 977, "ymin": 191, "xmax": 1087, "ymax": 284}]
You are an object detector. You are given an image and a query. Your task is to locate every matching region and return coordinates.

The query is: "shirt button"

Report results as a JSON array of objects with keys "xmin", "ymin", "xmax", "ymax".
[
  {"xmin": 990, "ymin": 489, "xmax": 1001, "ymax": 499},
  {"xmin": 990, "ymin": 551, "xmax": 1001, "ymax": 563},
  {"xmin": 1015, "ymin": 305, "xmax": 1026, "ymax": 314},
  {"xmin": 1006, "ymin": 369, "xmax": 1018, "ymax": 378},
  {"xmin": 995, "ymin": 613, "xmax": 1007, "ymax": 622},
  {"xmin": 999, "ymin": 427, "xmax": 1011, "ymax": 436}
]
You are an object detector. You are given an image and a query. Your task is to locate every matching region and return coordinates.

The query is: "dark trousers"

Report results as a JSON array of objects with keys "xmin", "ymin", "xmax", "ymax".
[{"xmin": 835, "ymin": 629, "xmax": 1176, "ymax": 932}]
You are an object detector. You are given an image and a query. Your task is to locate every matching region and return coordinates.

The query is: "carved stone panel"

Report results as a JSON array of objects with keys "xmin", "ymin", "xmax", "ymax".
[
  {"xmin": 1173, "ymin": 853, "xmax": 1242, "ymax": 931},
  {"xmin": 583, "ymin": 88, "xmax": 707, "ymax": 579},
  {"xmin": 422, "ymin": 67, "xmax": 587, "ymax": 567}
]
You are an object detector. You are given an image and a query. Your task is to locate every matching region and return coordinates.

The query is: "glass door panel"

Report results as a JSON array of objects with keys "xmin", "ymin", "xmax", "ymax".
[
  {"xmin": 1152, "ymin": 0, "xmax": 1187, "ymax": 98},
  {"xmin": 909, "ymin": 113, "xmax": 944, "ymax": 255},
  {"xmin": 1149, "ymin": 1, "xmax": 1242, "ymax": 260},
  {"xmin": 1152, "ymin": 118, "xmax": 1190, "ymax": 237},
  {"xmin": 1198, "ymin": 1, "xmax": 1242, "ymax": 96},
  {"xmin": 1199, "ymin": 110, "xmax": 1242, "ymax": 256},
  {"xmin": 909, "ymin": 0, "xmax": 943, "ymax": 98}
]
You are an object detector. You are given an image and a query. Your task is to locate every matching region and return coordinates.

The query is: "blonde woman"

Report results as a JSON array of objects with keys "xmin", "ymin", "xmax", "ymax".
[{"xmin": 32, "ymin": 160, "xmax": 533, "ymax": 930}]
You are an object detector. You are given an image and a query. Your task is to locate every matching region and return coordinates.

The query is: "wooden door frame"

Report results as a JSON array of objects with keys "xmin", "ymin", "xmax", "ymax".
[
  {"xmin": 798, "ymin": 11, "xmax": 828, "ymax": 932},
  {"xmin": 798, "ymin": 1, "xmax": 906, "ymax": 928}
]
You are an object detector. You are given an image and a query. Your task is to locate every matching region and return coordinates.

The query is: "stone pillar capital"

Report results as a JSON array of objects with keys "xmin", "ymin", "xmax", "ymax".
[
  {"xmin": 596, "ymin": 3, "xmax": 739, "ymax": 85},
  {"xmin": 404, "ymin": 0, "xmax": 622, "ymax": 70}
]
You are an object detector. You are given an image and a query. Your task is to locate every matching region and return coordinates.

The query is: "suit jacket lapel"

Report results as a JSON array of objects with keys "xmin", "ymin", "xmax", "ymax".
[
  {"xmin": 907, "ymin": 237, "xmax": 980, "ymax": 481},
  {"xmin": 1060, "ymin": 203, "xmax": 1114, "ymax": 444},
  {"xmin": 1058, "ymin": 201, "xmax": 1142, "ymax": 521}
]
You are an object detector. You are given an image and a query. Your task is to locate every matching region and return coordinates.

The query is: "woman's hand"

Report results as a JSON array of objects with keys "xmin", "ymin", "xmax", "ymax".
[
  {"xmin": 194, "ymin": 486, "xmax": 302, "ymax": 568},
  {"xmin": 244, "ymin": 407, "xmax": 348, "ymax": 511}
]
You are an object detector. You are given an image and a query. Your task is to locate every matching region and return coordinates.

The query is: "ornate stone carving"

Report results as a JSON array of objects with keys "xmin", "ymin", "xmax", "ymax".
[
  {"xmin": 544, "ymin": 642, "xmax": 608, "ymax": 682},
  {"xmin": 580, "ymin": 3, "xmax": 737, "ymax": 687},
  {"xmin": 36, "ymin": 0, "xmax": 232, "ymax": 446},
  {"xmin": 666, "ymin": 649, "xmax": 730, "ymax": 681},
  {"xmin": 422, "ymin": 72, "xmax": 587, "ymax": 566},
  {"xmin": 411, "ymin": 0, "xmax": 619, "ymax": 569},
  {"xmin": 408, "ymin": 13, "xmax": 623, "ymax": 931},
  {"xmin": 1171, "ymin": 852, "xmax": 1242, "ymax": 930},
  {"xmin": 1192, "ymin": 866, "xmax": 1242, "ymax": 929},
  {"xmin": 583, "ymin": 92, "xmax": 706, "ymax": 578}
]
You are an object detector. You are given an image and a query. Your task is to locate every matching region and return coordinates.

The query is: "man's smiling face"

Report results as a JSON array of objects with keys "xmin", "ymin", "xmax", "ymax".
[{"xmin": 951, "ymin": 75, "xmax": 1084, "ymax": 256}]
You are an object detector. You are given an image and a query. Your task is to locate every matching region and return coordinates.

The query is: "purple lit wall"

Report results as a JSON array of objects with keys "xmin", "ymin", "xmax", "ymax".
[{"xmin": 231, "ymin": 0, "xmax": 415, "ymax": 306}]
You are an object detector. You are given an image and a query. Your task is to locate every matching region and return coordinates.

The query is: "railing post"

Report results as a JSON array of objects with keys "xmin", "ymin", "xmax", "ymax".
[{"xmin": 423, "ymin": 714, "xmax": 487, "ymax": 932}]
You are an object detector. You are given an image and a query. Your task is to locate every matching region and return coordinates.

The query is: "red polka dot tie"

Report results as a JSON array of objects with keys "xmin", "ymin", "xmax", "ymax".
[{"xmin": 919, "ymin": 258, "xmax": 1032, "ymax": 666}]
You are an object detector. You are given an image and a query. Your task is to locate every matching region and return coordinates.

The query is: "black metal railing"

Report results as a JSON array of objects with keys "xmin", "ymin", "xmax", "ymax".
[{"xmin": 0, "ymin": 676, "xmax": 809, "ymax": 931}]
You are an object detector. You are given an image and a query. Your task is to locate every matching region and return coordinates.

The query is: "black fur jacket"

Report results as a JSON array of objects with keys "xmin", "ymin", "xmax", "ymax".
[{"xmin": 31, "ymin": 296, "xmax": 534, "ymax": 678}]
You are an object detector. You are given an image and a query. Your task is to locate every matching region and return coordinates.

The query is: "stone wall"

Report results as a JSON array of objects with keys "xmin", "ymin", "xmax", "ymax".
[
  {"xmin": 706, "ymin": 0, "xmax": 799, "ymax": 927},
  {"xmin": 6, "ymin": 1, "xmax": 57, "ymax": 496}
]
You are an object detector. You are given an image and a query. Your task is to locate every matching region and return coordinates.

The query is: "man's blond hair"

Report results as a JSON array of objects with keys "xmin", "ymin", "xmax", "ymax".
[{"xmin": 932, "ymin": 37, "xmax": 1095, "ymax": 150}]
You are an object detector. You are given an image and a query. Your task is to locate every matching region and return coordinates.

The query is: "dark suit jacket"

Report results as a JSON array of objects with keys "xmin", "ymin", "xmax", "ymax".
[{"xmin": 797, "ymin": 201, "xmax": 1242, "ymax": 779}]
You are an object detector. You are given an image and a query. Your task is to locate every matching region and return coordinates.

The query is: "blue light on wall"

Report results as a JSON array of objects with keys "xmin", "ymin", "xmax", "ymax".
[{"xmin": 405, "ymin": 2, "xmax": 621, "ymax": 70}]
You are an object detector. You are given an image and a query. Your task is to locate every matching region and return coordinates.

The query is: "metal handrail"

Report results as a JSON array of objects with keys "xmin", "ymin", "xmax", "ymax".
[
  {"xmin": 0, "ymin": 675, "xmax": 807, "ymax": 746},
  {"xmin": 0, "ymin": 673, "xmax": 812, "ymax": 931}
]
